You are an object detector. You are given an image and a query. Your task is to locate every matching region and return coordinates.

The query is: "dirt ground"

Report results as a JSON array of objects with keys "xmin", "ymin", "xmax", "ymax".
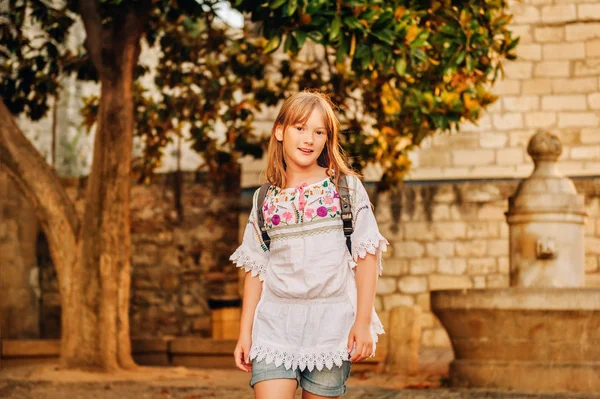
[{"xmin": 1, "ymin": 364, "xmax": 599, "ymax": 399}]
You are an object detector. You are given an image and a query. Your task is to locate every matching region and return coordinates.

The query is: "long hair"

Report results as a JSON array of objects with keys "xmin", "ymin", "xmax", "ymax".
[{"xmin": 265, "ymin": 90, "xmax": 358, "ymax": 189}]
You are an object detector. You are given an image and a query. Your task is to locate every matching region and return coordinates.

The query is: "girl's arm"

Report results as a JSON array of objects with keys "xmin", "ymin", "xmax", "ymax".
[
  {"xmin": 234, "ymin": 273, "xmax": 263, "ymax": 372},
  {"xmin": 348, "ymin": 252, "xmax": 378, "ymax": 362},
  {"xmin": 239, "ymin": 273, "xmax": 263, "ymax": 337}
]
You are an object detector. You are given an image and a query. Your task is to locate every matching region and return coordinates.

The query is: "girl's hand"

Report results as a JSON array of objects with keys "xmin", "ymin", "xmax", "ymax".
[
  {"xmin": 347, "ymin": 322, "xmax": 373, "ymax": 362},
  {"xmin": 234, "ymin": 334, "xmax": 253, "ymax": 372}
]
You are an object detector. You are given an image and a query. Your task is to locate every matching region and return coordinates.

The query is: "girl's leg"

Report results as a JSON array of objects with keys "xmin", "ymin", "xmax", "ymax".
[
  {"xmin": 254, "ymin": 378, "xmax": 298, "ymax": 399},
  {"xmin": 302, "ymin": 390, "xmax": 339, "ymax": 399}
]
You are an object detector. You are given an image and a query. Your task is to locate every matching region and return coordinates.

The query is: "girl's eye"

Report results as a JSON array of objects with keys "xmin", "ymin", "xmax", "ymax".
[
  {"xmin": 296, "ymin": 126, "xmax": 303, "ymax": 131},
  {"xmin": 316, "ymin": 131, "xmax": 324, "ymax": 135}
]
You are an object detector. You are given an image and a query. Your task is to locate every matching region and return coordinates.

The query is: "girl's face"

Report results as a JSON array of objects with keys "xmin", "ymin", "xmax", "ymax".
[{"xmin": 276, "ymin": 108, "xmax": 328, "ymax": 172}]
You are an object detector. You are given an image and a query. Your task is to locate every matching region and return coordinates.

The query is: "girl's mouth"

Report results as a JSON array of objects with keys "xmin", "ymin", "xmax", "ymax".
[{"xmin": 298, "ymin": 148, "xmax": 313, "ymax": 155}]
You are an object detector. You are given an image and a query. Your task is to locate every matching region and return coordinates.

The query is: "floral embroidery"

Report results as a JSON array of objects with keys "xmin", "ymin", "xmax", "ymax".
[
  {"xmin": 317, "ymin": 206, "xmax": 328, "ymax": 217},
  {"xmin": 282, "ymin": 211, "xmax": 293, "ymax": 222},
  {"xmin": 272, "ymin": 214, "xmax": 281, "ymax": 225},
  {"xmin": 305, "ymin": 208, "xmax": 315, "ymax": 219}
]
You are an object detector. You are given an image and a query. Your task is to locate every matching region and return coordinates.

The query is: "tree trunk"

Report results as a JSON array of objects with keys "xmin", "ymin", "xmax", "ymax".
[
  {"xmin": 59, "ymin": 40, "xmax": 139, "ymax": 371},
  {"xmin": 2, "ymin": 3, "xmax": 147, "ymax": 369}
]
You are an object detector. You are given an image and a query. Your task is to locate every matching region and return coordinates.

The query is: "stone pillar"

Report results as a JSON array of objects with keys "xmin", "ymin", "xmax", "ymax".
[
  {"xmin": 384, "ymin": 305, "xmax": 421, "ymax": 375},
  {"xmin": 505, "ymin": 132, "xmax": 587, "ymax": 287}
]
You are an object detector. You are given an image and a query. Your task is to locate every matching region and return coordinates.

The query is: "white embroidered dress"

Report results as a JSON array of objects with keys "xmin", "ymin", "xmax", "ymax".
[{"xmin": 230, "ymin": 175, "xmax": 388, "ymax": 372}]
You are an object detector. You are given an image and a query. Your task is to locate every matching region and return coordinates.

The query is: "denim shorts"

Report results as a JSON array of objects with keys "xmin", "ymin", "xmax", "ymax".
[{"xmin": 250, "ymin": 359, "xmax": 352, "ymax": 397}]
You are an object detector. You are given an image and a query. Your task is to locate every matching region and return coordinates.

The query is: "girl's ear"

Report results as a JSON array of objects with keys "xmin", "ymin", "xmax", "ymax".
[{"xmin": 275, "ymin": 125, "xmax": 284, "ymax": 142}]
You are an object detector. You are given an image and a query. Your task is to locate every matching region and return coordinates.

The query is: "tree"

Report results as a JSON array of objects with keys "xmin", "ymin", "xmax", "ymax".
[{"xmin": 0, "ymin": 0, "xmax": 517, "ymax": 371}]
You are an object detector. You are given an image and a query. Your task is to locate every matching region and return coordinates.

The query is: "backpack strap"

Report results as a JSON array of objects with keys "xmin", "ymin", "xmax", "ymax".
[
  {"xmin": 338, "ymin": 174, "xmax": 353, "ymax": 255},
  {"xmin": 256, "ymin": 183, "xmax": 271, "ymax": 250},
  {"xmin": 256, "ymin": 176, "xmax": 354, "ymax": 254}
]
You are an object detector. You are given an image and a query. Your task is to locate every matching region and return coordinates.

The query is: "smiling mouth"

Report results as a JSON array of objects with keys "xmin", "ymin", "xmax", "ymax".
[{"xmin": 298, "ymin": 148, "xmax": 314, "ymax": 154}]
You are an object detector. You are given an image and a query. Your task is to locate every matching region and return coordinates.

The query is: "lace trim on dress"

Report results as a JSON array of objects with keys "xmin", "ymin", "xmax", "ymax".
[
  {"xmin": 351, "ymin": 232, "xmax": 389, "ymax": 275},
  {"xmin": 229, "ymin": 247, "xmax": 266, "ymax": 281},
  {"xmin": 249, "ymin": 345, "xmax": 349, "ymax": 372}
]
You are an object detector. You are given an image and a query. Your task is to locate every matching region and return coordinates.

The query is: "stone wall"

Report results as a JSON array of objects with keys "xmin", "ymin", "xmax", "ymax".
[
  {"xmin": 406, "ymin": 0, "xmax": 600, "ymax": 181},
  {"xmin": 0, "ymin": 174, "xmax": 41, "ymax": 339},
  {"xmin": 369, "ymin": 178, "xmax": 600, "ymax": 349},
  {"xmin": 1, "ymin": 171, "xmax": 241, "ymax": 339}
]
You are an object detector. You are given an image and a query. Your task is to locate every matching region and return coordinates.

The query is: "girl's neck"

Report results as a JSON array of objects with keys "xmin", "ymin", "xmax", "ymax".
[{"xmin": 284, "ymin": 166, "xmax": 329, "ymax": 189}]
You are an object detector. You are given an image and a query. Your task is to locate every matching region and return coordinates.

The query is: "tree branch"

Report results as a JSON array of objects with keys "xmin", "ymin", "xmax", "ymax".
[
  {"xmin": 0, "ymin": 99, "xmax": 79, "ymax": 292},
  {"xmin": 78, "ymin": 0, "xmax": 104, "ymax": 70}
]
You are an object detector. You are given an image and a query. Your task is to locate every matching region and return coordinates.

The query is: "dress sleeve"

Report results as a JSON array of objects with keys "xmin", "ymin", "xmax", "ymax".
[
  {"xmin": 349, "ymin": 176, "xmax": 389, "ymax": 275},
  {"xmin": 229, "ymin": 188, "xmax": 270, "ymax": 281}
]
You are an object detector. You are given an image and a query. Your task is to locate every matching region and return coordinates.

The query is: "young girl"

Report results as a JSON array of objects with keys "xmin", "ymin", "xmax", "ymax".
[{"xmin": 231, "ymin": 90, "xmax": 388, "ymax": 399}]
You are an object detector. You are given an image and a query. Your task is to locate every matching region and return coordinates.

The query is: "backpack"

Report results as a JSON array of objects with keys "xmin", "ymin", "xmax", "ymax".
[{"xmin": 256, "ymin": 175, "xmax": 353, "ymax": 254}]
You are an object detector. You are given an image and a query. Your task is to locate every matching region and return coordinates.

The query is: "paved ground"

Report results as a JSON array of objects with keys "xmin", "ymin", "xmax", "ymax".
[{"xmin": 1, "ymin": 365, "xmax": 599, "ymax": 399}]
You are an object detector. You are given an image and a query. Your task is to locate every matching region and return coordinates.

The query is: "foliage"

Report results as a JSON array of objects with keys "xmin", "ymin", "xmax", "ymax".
[
  {"xmin": 1, "ymin": 0, "xmax": 518, "ymax": 188},
  {"xmin": 237, "ymin": 0, "xmax": 518, "ymax": 188}
]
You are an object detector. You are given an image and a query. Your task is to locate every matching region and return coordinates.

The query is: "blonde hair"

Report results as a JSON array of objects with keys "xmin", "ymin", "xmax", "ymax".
[{"xmin": 265, "ymin": 90, "xmax": 357, "ymax": 189}]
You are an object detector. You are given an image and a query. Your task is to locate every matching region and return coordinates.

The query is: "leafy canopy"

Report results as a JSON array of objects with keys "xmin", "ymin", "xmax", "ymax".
[{"xmin": 1, "ymin": 0, "xmax": 518, "ymax": 187}]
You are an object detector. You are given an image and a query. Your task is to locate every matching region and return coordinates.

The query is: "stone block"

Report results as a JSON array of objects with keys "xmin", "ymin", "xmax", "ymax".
[
  {"xmin": 383, "ymin": 294, "xmax": 415, "ymax": 310},
  {"xmin": 426, "ymin": 242, "xmax": 455, "ymax": 258},
  {"xmin": 466, "ymin": 222, "xmax": 500, "ymax": 239},
  {"xmin": 410, "ymin": 258, "xmax": 436, "ymax": 275},
  {"xmin": 421, "ymin": 328, "xmax": 452, "ymax": 348},
  {"xmin": 570, "ymin": 146, "xmax": 600, "ymax": 160},
  {"xmin": 516, "ymin": 44, "xmax": 542, "ymax": 61},
  {"xmin": 392, "ymin": 241, "xmax": 425, "ymax": 258},
  {"xmin": 456, "ymin": 240, "xmax": 488, "ymax": 257},
  {"xmin": 492, "ymin": 113, "xmax": 524, "ymax": 130},
  {"xmin": 510, "ymin": 25, "xmax": 533, "ymax": 44},
  {"xmin": 512, "ymin": 4, "xmax": 540, "ymax": 24},
  {"xmin": 586, "ymin": 39, "xmax": 600, "ymax": 58},
  {"xmin": 558, "ymin": 112, "xmax": 600, "ymax": 128},
  {"xmin": 542, "ymin": 95, "xmax": 588, "ymax": 111},
  {"xmin": 377, "ymin": 277, "xmax": 398, "ymax": 295},
  {"xmin": 453, "ymin": 149, "xmax": 495, "ymax": 166},
  {"xmin": 522, "ymin": 79, "xmax": 552, "ymax": 95},
  {"xmin": 479, "ymin": 132, "xmax": 508, "ymax": 148},
  {"xmin": 585, "ymin": 256, "xmax": 598, "ymax": 273},
  {"xmin": 438, "ymin": 258, "xmax": 467, "ymax": 275},
  {"xmin": 566, "ymin": 23, "xmax": 600, "ymax": 41},
  {"xmin": 420, "ymin": 312, "xmax": 435, "ymax": 329},
  {"xmin": 398, "ymin": 276, "xmax": 428, "ymax": 294},
  {"xmin": 498, "ymin": 257, "xmax": 510, "ymax": 274},
  {"xmin": 503, "ymin": 96, "xmax": 539, "ymax": 112},
  {"xmin": 493, "ymin": 79, "xmax": 521, "ymax": 95},
  {"xmin": 541, "ymin": 4, "xmax": 577, "ymax": 23},
  {"xmin": 525, "ymin": 112, "xmax": 557, "ymax": 128},
  {"xmin": 503, "ymin": 61, "xmax": 533, "ymax": 79},
  {"xmin": 589, "ymin": 93, "xmax": 600, "ymax": 110},
  {"xmin": 552, "ymin": 77, "xmax": 598, "ymax": 94},
  {"xmin": 477, "ymin": 204, "xmax": 506, "ymax": 221},
  {"xmin": 473, "ymin": 275, "xmax": 486, "ymax": 288},
  {"xmin": 431, "ymin": 204, "xmax": 451, "ymax": 221},
  {"xmin": 586, "ymin": 273, "xmax": 600, "ymax": 288},
  {"xmin": 486, "ymin": 274, "xmax": 510, "ymax": 288},
  {"xmin": 416, "ymin": 292, "xmax": 431, "ymax": 312},
  {"xmin": 509, "ymin": 129, "xmax": 538, "ymax": 147},
  {"xmin": 534, "ymin": 61, "xmax": 570, "ymax": 78},
  {"xmin": 497, "ymin": 148, "xmax": 524, "ymax": 165},
  {"xmin": 385, "ymin": 306, "xmax": 421, "ymax": 375},
  {"xmin": 382, "ymin": 258, "xmax": 410, "ymax": 276},
  {"xmin": 581, "ymin": 129, "xmax": 600, "ymax": 143},
  {"xmin": 487, "ymin": 239, "xmax": 510, "ymax": 257},
  {"xmin": 468, "ymin": 258, "xmax": 497, "ymax": 275},
  {"xmin": 534, "ymin": 26, "xmax": 565, "ymax": 43},
  {"xmin": 433, "ymin": 222, "xmax": 466, "ymax": 240},
  {"xmin": 403, "ymin": 222, "xmax": 435, "ymax": 241},
  {"xmin": 542, "ymin": 43, "xmax": 585, "ymax": 60},
  {"xmin": 429, "ymin": 274, "xmax": 473, "ymax": 291},
  {"xmin": 578, "ymin": 3, "xmax": 600, "ymax": 19},
  {"xmin": 574, "ymin": 58, "xmax": 600, "ymax": 77}
]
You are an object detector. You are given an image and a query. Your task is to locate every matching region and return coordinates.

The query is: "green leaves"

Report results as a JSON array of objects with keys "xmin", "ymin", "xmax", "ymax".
[{"xmin": 263, "ymin": 35, "xmax": 282, "ymax": 54}]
